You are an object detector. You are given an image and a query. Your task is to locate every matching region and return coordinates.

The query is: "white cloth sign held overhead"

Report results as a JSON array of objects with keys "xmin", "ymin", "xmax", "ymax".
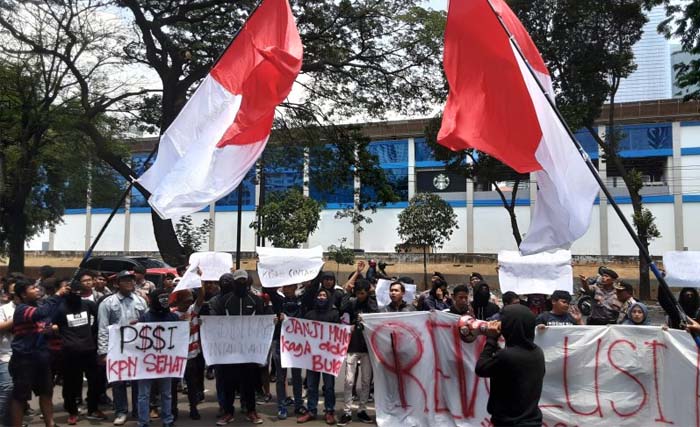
[
  {"xmin": 257, "ymin": 246, "xmax": 324, "ymax": 288},
  {"xmin": 663, "ymin": 251, "xmax": 700, "ymax": 288},
  {"xmin": 498, "ymin": 249, "xmax": 572, "ymax": 295}
]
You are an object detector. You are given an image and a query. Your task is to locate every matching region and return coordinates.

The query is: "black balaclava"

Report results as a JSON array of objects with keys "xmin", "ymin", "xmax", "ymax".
[
  {"xmin": 149, "ymin": 289, "xmax": 171, "ymax": 314},
  {"xmin": 679, "ymin": 287, "xmax": 700, "ymax": 317},
  {"xmin": 473, "ymin": 282, "xmax": 491, "ymax": 307},
  {"xmin": 219, "ymin": 273, "xmax": 235, "ymax": 295},
  {"xmin": 315, "ymin": 288, "xmax": 331, "ymax": 310},
  {"xmin": 500, "ymin": 304, "xmax": 537, "ymax": 350}
]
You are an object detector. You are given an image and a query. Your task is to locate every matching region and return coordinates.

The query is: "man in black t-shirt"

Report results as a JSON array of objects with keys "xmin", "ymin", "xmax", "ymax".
[
  {"xmin": 54, "ymin": 280, "xmax": 103, "ymax": 424},
  {"xmin": 535, "ymin": 290, "xmax": 582, "ymax": 328}
]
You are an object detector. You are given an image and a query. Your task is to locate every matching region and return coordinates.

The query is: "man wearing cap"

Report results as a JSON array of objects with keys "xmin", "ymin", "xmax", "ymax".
[
  {"xmin": 209, "ymin": 271, "xmax": 267, "ymax": 425},
  {"xmin": 97, "ymin": 270, "xmax": 148, "ymax": 426},
  {"xmin": 614, "ymin": 281, "xmax": 637, "ymax": 324},
  {"xmin": 580, "ymin": 267, "xmax": 621, "ymax": 325},
  {"xmin": 535, "ymin": 291, "xmax": 582, "ymax": 327}
]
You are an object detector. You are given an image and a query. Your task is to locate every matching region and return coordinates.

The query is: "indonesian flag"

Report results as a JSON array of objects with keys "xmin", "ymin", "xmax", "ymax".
[
  {"xmin": 139, "ymin": 0, "xmax": 302, "ymax": 219},
  {"xmin": 438, "ymin": 0, "xmax": 598, "ymax": 255}
]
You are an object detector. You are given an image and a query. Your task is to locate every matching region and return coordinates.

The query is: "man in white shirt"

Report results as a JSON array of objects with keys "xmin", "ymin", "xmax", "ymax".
[{"xmin": 0, "ymin": 284, "xmax": 16, "ymax": 427}]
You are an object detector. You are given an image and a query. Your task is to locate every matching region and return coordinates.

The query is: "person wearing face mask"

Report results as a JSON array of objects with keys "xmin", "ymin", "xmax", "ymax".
[
  {"xmin": 297, "ymin": 288, "xmax": 341, "ymax": 425},
  {"xmin": 471, "ymin": 282, "xmax": 500, "ymax": 320},
  {"xmin": 476, "ymin": 304, "xmax": 545, "ymax": 427},
  {"xmin": 209, "ymin": 271, "xmax": 267, "ymax": 426},
  {"xmin": 136, "ymin": 289, "xmax": 179, "ymax": 427},
  {"xmin": 53, "ymin": 277, "xmax": 102, "ymax": 424}
]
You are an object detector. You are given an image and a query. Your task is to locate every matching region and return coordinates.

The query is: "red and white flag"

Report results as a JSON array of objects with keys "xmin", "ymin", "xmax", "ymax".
[
  {"xmin": 139, "ymin": 0, "xmax": 302, "ymax": 219},
  {"xmin": 438, "ymin": 0, "xmax": 598, "ymax": 255}
]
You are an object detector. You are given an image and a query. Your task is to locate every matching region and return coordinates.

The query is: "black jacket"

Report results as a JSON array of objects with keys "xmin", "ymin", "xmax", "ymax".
[
  {"xmin": 268, "ymin": 290, "xmax": 304, "ymax": 340},
  {"xmin": 340, "ymin": 293, "xmax": 378, "ymax": 353},
  {"xmin": 301, "ymin": 282, "xmax": 345, "ymax": 312},
  {"xmin": 209, "ymin": 291, "xmax": 267, "ymax": 316},
  {"xmin": 304, "ymin": 306, "xmax": 340, "ymax": 324}
]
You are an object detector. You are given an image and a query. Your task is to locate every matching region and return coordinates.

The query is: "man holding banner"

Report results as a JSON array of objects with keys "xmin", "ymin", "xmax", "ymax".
[
  {"xmin": 209, "ymin": 271, "xmax": 267, "ymax": 425},
  {"xmin": 136, "ymin": 289, "xmax": 181, "ymax": 427},
  {"xmin": 97, "ymin": 271, "xmax": 148, "ymax": 426},
  {"xmin": 297, "ymin": 288, "xmax": 341, "ymax": 424}
]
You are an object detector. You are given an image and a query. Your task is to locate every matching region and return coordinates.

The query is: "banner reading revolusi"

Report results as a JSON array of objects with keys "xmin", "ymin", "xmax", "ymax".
[{"xmin": 361, "ymin": 311, "xmax": 700, "ymax": 427}]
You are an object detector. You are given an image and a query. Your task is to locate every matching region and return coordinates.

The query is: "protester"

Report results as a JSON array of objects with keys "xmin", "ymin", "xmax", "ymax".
[
  {"xmin": 320, "ymin": 272, "xmax": 345, "ymax": 311},
  {"xmin": 475, "ymin": 304, "xmax": 545, "ymax": 427},
  {"xmin": 9, "ymin": 278, "xmax": 69, "ymax": 427},
  {"xmin": 663, "ymin": 287, "xmax": 700, "ymax": 329},
  {"xmin": 502, "ymin": 291, "xmax": 520, "ymax": 306},
  {"xmin": 133, "ymin": 265, "xmax": 156, "ymax": 300},
  {"xmin": 97, "ymin": 270, "xmax": 148, "ymax": 425},
  {"xmin": 447, "ymin": 284, "xmax": 471, "ymax": 316},
  {"xmin": 535, "ymin": 290, "xmax": 582, "ymax": 327},
  {"xmin": 136, "ymin": 289, "xmax": 179, "ymax": 427},
  {"xmin": 162, "ymin": 273, "xmax": 176, "ymax": 291},
  {"xmin": 420, "ymin": 272, "xmax": 451, "ymax": 311},
  {"xmin": 622, "ymin": 302, "xmax": 651, "ymax": 326},
  {"xmin": 297, "ymin": 288, "xmax": 340, "ymax": 424},
  {"xmin": 53, "ymin": 277, "xmax": 103, "ymax": 424},
  {"xmin": 209, "ymin": 271, "xmax": 265, "ymax": 425},
  {"xmin": 267, "ymin": 283, "xmax": 306, "ymax": 420},
  {"xmin": 614, "ymin": 281, "xmax": 637, "ymax": 324},
  {"xmin": 171, "ymin": 288, "xmax": 205, "ymax": 420},
  {"xmin": 380, "ymin": 282, "xmax": 415, "ymax": 313},
  {"xmin": 77, "ymin": 270, "xmax": 97, "ymax": 302},
  {"xmin": 93, "ymin": 272, "xmax": 112, "ymax": 301},
  {"xmin": 339, "ymin": 271, "xmax": 377, "ymax": 426},
  {"xmin": 0, "ymin": 282, "xmax": 16, "ymax": 427},
  {"xmin": 580, "ymin": 267, "xmax": 621, "ymax": 325},
  {"xmin": 471, "ymin": 282, "xmax": 499, "ymax": 320},
  {"xmin": 36, "ymin": 265, "xmax": 56, "ymax": 298}
]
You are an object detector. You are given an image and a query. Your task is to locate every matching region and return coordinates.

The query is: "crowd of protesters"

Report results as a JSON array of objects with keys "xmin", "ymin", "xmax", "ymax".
[{"xmin": 0, "ymin": 261, "xmax": 695, "ymax": 427}]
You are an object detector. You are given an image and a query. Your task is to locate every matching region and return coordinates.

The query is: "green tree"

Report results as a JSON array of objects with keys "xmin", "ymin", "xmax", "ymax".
[
  {"xmin": 660, "ymin": 0, "xmax": 700, "ymax": 99},
  {"xmin": 174, "ymin": 215, "xmax": 214, "ymax": 257},
  {"xmin": 508, "ymin": 0, "xmax": 661, "ymax": 299},
  {"xmin": 0, "ymin": 0, "xmax": 446, "ymax": 265},
  {"xmin": 396, "ymin": 193, "xmax": 458, "ymax": 287},
  {"xmin": 327, "ymin": 238, "xmax": 355, "ymax": 276},
  {"xmin": 250, "ymin": 189, "xmax": 322, "ymax": 248}
]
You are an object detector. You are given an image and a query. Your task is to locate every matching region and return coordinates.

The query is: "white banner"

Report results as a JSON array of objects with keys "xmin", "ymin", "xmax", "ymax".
[
  {"xmin": 106, "ymin": 321, "xmax": 190, "ymax": 383},
  {"xmin": 257, "ymin": 246, "xmax": 324, "ymax": 288},
  {"xmin": 199, "ymin": 315, "xmax": 275, "ymax": 365},
  {"xmin": 375, "ymin": 279, "xmax": 417, "ymax": 307},
  {"xmin": 498, "ymin": 249, "xmax": 573, "ymax": 295},
  {"xmin": 189, "ymin": 251, "xmax": 234, "ymax": 281},
  {"xmin": 362, "ymin": 311, "xmax": 700, "ymax": 427},
  {"xmin": 172, "ymin": 262, "xmax": 202, "ymax": 293},
  {"xmin": 663, "ymin": 251, "xmax": 700, "ymax": 288},
  {"xmin": 280, "ymin": 317, "xmax": 352, "ymax": 377}
]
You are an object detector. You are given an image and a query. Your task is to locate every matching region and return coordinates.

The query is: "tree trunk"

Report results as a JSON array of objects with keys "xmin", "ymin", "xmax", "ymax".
[
  {"xmin": 6, "ymin": 206, "xmax": 26, "ymax": 273},
  {"xmin": 78, "ymin": 120, "xmax": 187, "ymax": 266},
  {"xmin": 423, "ymin": 246, "xmax": 428, "ymax": 290},
  {"xmin": 494, "ymin": 181, "xmax": 522, "ymax": 246}
]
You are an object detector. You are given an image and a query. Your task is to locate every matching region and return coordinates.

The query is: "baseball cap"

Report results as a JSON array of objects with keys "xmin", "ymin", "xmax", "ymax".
[
  {"xmin": 116, "ymin": 270, "xmax": 135, "ymax": 280},
  {"xmin": 232, "ymin": 269, "xmax": 248, "ymax": 281}
]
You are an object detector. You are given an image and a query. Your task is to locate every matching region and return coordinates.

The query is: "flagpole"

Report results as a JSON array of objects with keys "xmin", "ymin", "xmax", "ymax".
[
  {"xmin": 80, "ymin": 0, "xmax": 268, "ymax": 273},
  {"xmin": 482, "ymin": 0, "xmax": 692, "ymax": 332}
]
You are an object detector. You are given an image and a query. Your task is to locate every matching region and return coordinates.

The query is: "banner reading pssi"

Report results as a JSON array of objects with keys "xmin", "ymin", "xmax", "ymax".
[{"xmin": 106, "ymin": 321, "xmax": 190, "ymax": 383}]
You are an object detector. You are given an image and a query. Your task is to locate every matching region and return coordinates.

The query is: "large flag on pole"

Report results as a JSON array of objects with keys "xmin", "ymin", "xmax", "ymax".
[
  {"xmin": 438, "ymin": 0, "xmax": 598, "ymax": 255},
  {"xmin": 139, "ymin": 0, "xmax": 302, "ymax": 219}
]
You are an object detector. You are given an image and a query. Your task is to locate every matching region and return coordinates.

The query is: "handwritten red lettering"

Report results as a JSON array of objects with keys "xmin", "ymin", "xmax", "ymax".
[
  {"xmin": 107, "ymin": 356, "xmax": 138, "ymax": 381},
  {"xmin": 644, "ymin": 340, "xmax": 674, "ymax": 425},
  {"xmin": 607, "ymin": 339, "xmax": 647, "ymax": 417},
  {"xmin": 564, "ymin": 336, "xmax": 602, "ymax": 417},
  {"xmin": 143, "ymin": 354, "xmax": 187, "ymax": 375}
]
